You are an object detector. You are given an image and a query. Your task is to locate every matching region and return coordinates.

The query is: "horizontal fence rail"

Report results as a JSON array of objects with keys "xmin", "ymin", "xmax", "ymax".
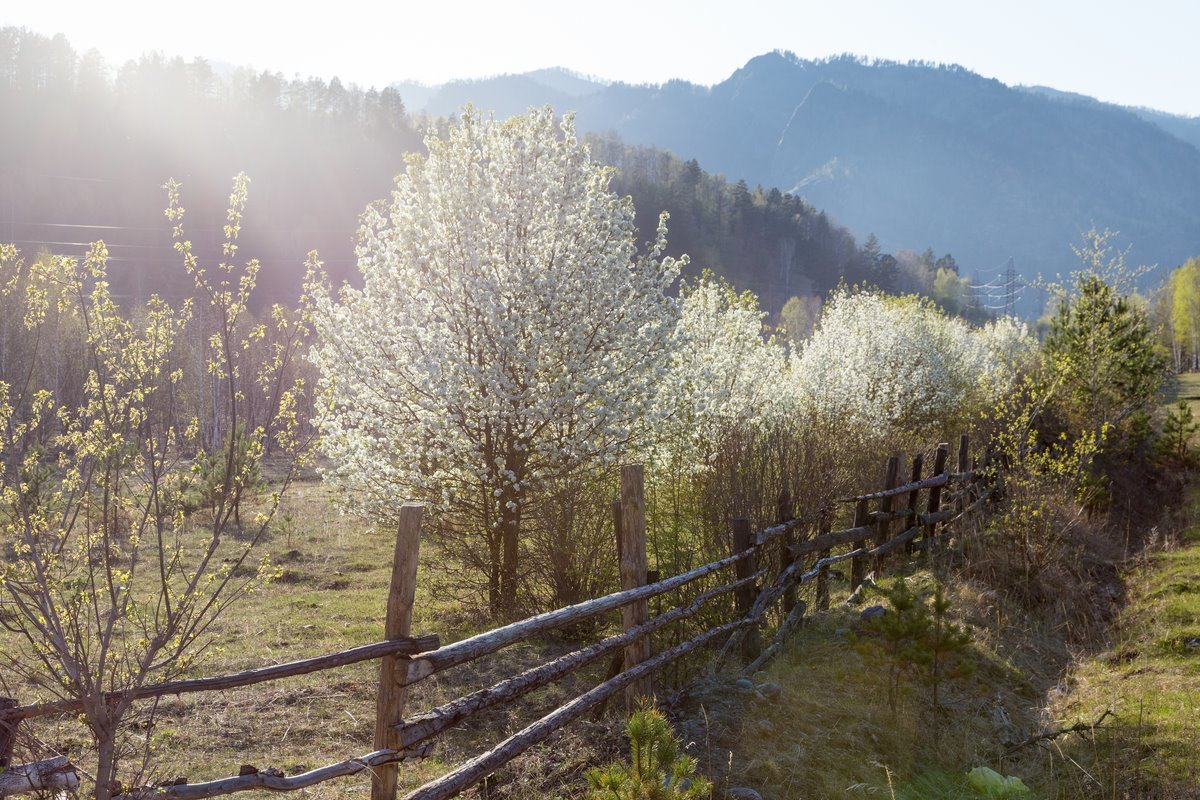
[
  {"xmin": 2, "ymin": 435, "xmax": 999, "ymax": 800},
  {"xmin": 1, "ymin": 635, "xmax": 441, "ymax": 724}
]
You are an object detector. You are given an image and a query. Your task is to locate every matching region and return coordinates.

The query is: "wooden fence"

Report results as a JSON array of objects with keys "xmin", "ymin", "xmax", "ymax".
[{"xmin": 0, "ymin": 436, "xmax": 997, "ymax": 800}]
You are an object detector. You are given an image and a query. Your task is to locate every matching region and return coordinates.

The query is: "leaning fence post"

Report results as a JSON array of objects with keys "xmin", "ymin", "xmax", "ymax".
[
  {"xmin": 777, "ymin": 490, "xmax": 796, "ymax": 614},
  {"xmin": 815, "ymin": 514, "xmax": 833, "ymax": 610},
  {"xmin": 373, "ymin": 503, "xmax": 423, "ymax": 800},
  {"xmin": 732, "ymin": 516, "xmax": 760, "ymax": 658},
  {"xmin": 850, "ymin": 498, "xmax": 870, "ymax": 590},
  {"xmin": 619, "ymin": 464, "xmax": 651, "ymax": 709},
  {"xmin": 0, "ymin": 698, "xmax": 17, "ymax": 771},
  {"xmin": 873, "ymin": 455, "xmax": 901, "ymax": 575},
  {"xmin": 904, "ymin": 453, "xmax": 924, "ymax": 555},
  {"xmin": 924, "ymin": 443, "xmax": 950, "ymax": 546}
]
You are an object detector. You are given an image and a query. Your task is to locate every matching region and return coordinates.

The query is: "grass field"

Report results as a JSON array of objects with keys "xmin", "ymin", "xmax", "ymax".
[
  {"xmin": 1168, "ymin": 371, "xmax": 1200, "ymax": 419},
  {"xmin": 6, "ymin": 480, "xmax": 625, "ymax": 799}
]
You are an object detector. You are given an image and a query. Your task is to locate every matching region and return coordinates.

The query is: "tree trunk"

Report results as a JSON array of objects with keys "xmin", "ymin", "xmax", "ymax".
[
  {"xmin": 498, "ymin": 489, "xmax": 520, "ymax": 616},
  {"xmin": 93, "ymin": 725, "xmax": 117, "ymax": 800},
  {"xmin": 487, "ymin": 531, "xmax": 501, "ymax": 617}
]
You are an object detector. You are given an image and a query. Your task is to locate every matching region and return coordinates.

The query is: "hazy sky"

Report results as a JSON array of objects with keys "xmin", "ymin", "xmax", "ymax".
[{"xmin": 7, "ymin": 0, "xmax": 1199, "ymax": 116}]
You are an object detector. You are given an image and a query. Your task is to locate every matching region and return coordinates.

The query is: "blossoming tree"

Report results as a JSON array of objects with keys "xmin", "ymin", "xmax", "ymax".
[
  {"xmin": 649, "ymin": 278, "xmax": 797, "ymax": 481},
  {"xmin": 310, "ymin": 108, "xmax": 683, "ymax": 615},
  {"xmin": 793, "ymin": 288, "xmax": 1035, "ymax": 441}
]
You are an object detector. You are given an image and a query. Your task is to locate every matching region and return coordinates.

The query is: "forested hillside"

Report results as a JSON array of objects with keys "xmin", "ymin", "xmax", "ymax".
[
  {"xmin": 587, "ymin": 135, "xmax": 878, "ymax": 306},
  {"xmin": 0, "ymin": 28, "xmax": 423, "ymax": 303}
]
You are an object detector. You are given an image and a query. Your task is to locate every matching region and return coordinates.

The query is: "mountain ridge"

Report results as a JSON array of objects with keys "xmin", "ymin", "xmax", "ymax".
[{"xmin": 396, "ymin": 53, "xmax": 1200, "ymax": 295}]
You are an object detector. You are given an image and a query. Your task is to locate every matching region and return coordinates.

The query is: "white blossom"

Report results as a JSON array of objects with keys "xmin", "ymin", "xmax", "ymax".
[
  {"xmin": 309, "ymin": 108, "xmax": 682, "ymax": 536},
  {"xmin": 648, "ymin": 278, "xmax": 797, "ymax": 473},
  {"xmin": 792, "ymin": 289, "xmax": 1035, "ymax": 439}
]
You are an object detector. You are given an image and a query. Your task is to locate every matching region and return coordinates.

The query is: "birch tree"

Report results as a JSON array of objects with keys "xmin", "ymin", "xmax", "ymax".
[
  {"xmin": 309, "ymin": 108, "xmax": 682, "ymax": 616},
  {"xmin": 1169, "ymin": 258, "xmax": 1200, "ymax": 371}
]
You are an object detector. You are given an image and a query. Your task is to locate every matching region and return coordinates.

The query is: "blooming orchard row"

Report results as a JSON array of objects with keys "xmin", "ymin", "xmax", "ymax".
[{"xmin": 309, "ymin": 109, "xmax": 1037, "ymax": 614}]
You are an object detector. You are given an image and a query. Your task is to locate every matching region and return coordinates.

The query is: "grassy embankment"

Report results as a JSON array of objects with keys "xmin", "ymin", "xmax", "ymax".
[
  {"xmin": 1039, "ymin": 372, "xmax": 1200, "ymax": 797},
  {"xmin": 695, "ymin": 377, "xmax": 1200, "ymax": 799},
  {"xmin": 7, "ymin": 382, "xmax": 1199, "ymax": 799}
]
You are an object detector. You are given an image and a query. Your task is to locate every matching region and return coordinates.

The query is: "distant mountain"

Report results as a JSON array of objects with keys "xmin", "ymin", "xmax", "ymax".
[
  {"xmin": 412, "ymin": 68, "xmax": 604, "ymax": 119},
  {"xmin": 522, "ymin": 67, "xmax": 606, "ymax": 98},
  {"xmin": 1022, "ymin": 85, "xmax": 1200, "ymax": 151},
  {"xmin": 387, "ymin": 80, "xmax": 439, "ymax": 112},
  {"xmin": 399, "ymin": 54, "xmax": 1200, "ymax": 299},
  {"xmin": 1128, "ymin": 107, "xmax": 1200, "ymax": 151}
]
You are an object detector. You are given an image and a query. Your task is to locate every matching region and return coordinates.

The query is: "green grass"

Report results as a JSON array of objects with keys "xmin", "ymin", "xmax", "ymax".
[
  {"xmin": 1039, "ymin": 484, "xmax": 1200, "ymax": 798},
  {"xmin": 1167, "ymin": 371, "xmax": 1200, "ymax": 409},
  {"xmin": 691, "ymin": 479, "xmax": 1200, "ymax": 800},
  {"xmin": 8, "ymin": 441, "xmax": 1200, "ymax": 799},
  {"xmin": 1164, "ymin": 371, "xmax": 1200, "ymax": 431}
]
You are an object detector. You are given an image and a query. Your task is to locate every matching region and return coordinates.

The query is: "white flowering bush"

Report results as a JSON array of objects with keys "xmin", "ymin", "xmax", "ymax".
[
  {"xmin": 639, "ymin": 278, "xmax": 828, "ymax": 578},
  {"xmin": 977, "ymin": 315, "xmax": 1041, "ymax": 397},
  {"xmin": 649, "ymin": 278, "xmax": 796, "ymax": 474},
  {"xmin": 793, "ymin": 288, "xmax": 1034, "ymax": 440},
  {"xmin": 309, "ymin": 108, "xmax": 682, "ymax": 615}
]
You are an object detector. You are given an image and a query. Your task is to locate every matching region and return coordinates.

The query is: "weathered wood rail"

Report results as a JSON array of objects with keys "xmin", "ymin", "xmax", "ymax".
[{"xmin": 0, "ymin": 436, "xmax": 996, "ymax": 800}]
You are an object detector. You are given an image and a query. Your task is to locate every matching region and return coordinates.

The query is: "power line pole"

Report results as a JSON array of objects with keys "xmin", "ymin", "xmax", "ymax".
[{"xmin": 1003, "ymin": 257, "xmax": 1018, "ymax": 317}]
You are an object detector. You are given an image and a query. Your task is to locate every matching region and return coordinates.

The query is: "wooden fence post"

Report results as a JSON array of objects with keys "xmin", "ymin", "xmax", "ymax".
[
  {"xmin": 619, "ymin": 465, "xmax": 651, "ymax": 709},
  {"xmin": 0, "ymin": 697, "xmax": 16, "ymax": 770},
  {"xmin": 373, "ymin": 503, "xmax": 423, "ymax": 800},
  {"xmin": 731, "ymin": 517, "xmax": 760, "ymax": 658},
  {"xmin": 956, "ymin": 434, "xmax": 970, "ymax": 516},
  {"xmin": 924, "ymin": 443, "xmax": 950, "ymax": 545},
  {"xmin": 777, "ymin": 490, "xmax": 796, "ymax": 614},
  {"xmin": 873, "ymin": 455, "xmax": 901, "ymax": 575},
  {"xmin": 815, "ymin": 515, "xmax": 832, "ymax": 611},
  {"xmin": 904, "ymin": 454, "xmax": 924, "ymax": 554},
  {"xmin": 612, "ymin": 500, "xmax": 624, "ymax": 563},
  {"xmin": 849, "ymin": 498, "xmax": 870, "ymax": 590}
]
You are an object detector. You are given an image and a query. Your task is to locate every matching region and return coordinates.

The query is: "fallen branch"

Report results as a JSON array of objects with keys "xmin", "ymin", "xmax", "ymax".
[
  {"xmin": 1005, "ymin": 710, "xmax": 1114, "ymax": 755},
  {"xmin": 743, "ymin": 599, "xmax": 807, "ymax": 676},
  {"xmin": 0, "ymin": 756, "xmax": 80, "ymax": 797},
  {"xmin": 114, "ymin": 745, "xmax": 435, "ymax": 800}
]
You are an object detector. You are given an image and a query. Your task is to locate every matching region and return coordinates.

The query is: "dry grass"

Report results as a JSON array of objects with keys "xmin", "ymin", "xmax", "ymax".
[
  {"xmin": 4, "ymin": 479, "xmax": 625, "ymax": 799},
  {"xmin": 7, "ymin": 404, "xmax": 1197, "ymax": 799}
]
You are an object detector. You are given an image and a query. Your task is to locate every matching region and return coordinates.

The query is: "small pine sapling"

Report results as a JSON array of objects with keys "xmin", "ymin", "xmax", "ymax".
[
  {"xmin": 924, "ymin": 582, "xmax": 975, "ymax": 713},
  {"xmin": 853, "ymin": 580, "xmax": 974, "ymax": 719},
  {"xmin": 852, "ymin": 579, "xmax": 931, "ymax": 715},
  {"xmin": 585, "ymin": 704, "xmax": 712, "ymax": 800},
  {"xmin": 1156, "ymin": 400, "xmax": 1199, "ymax": 466}
]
